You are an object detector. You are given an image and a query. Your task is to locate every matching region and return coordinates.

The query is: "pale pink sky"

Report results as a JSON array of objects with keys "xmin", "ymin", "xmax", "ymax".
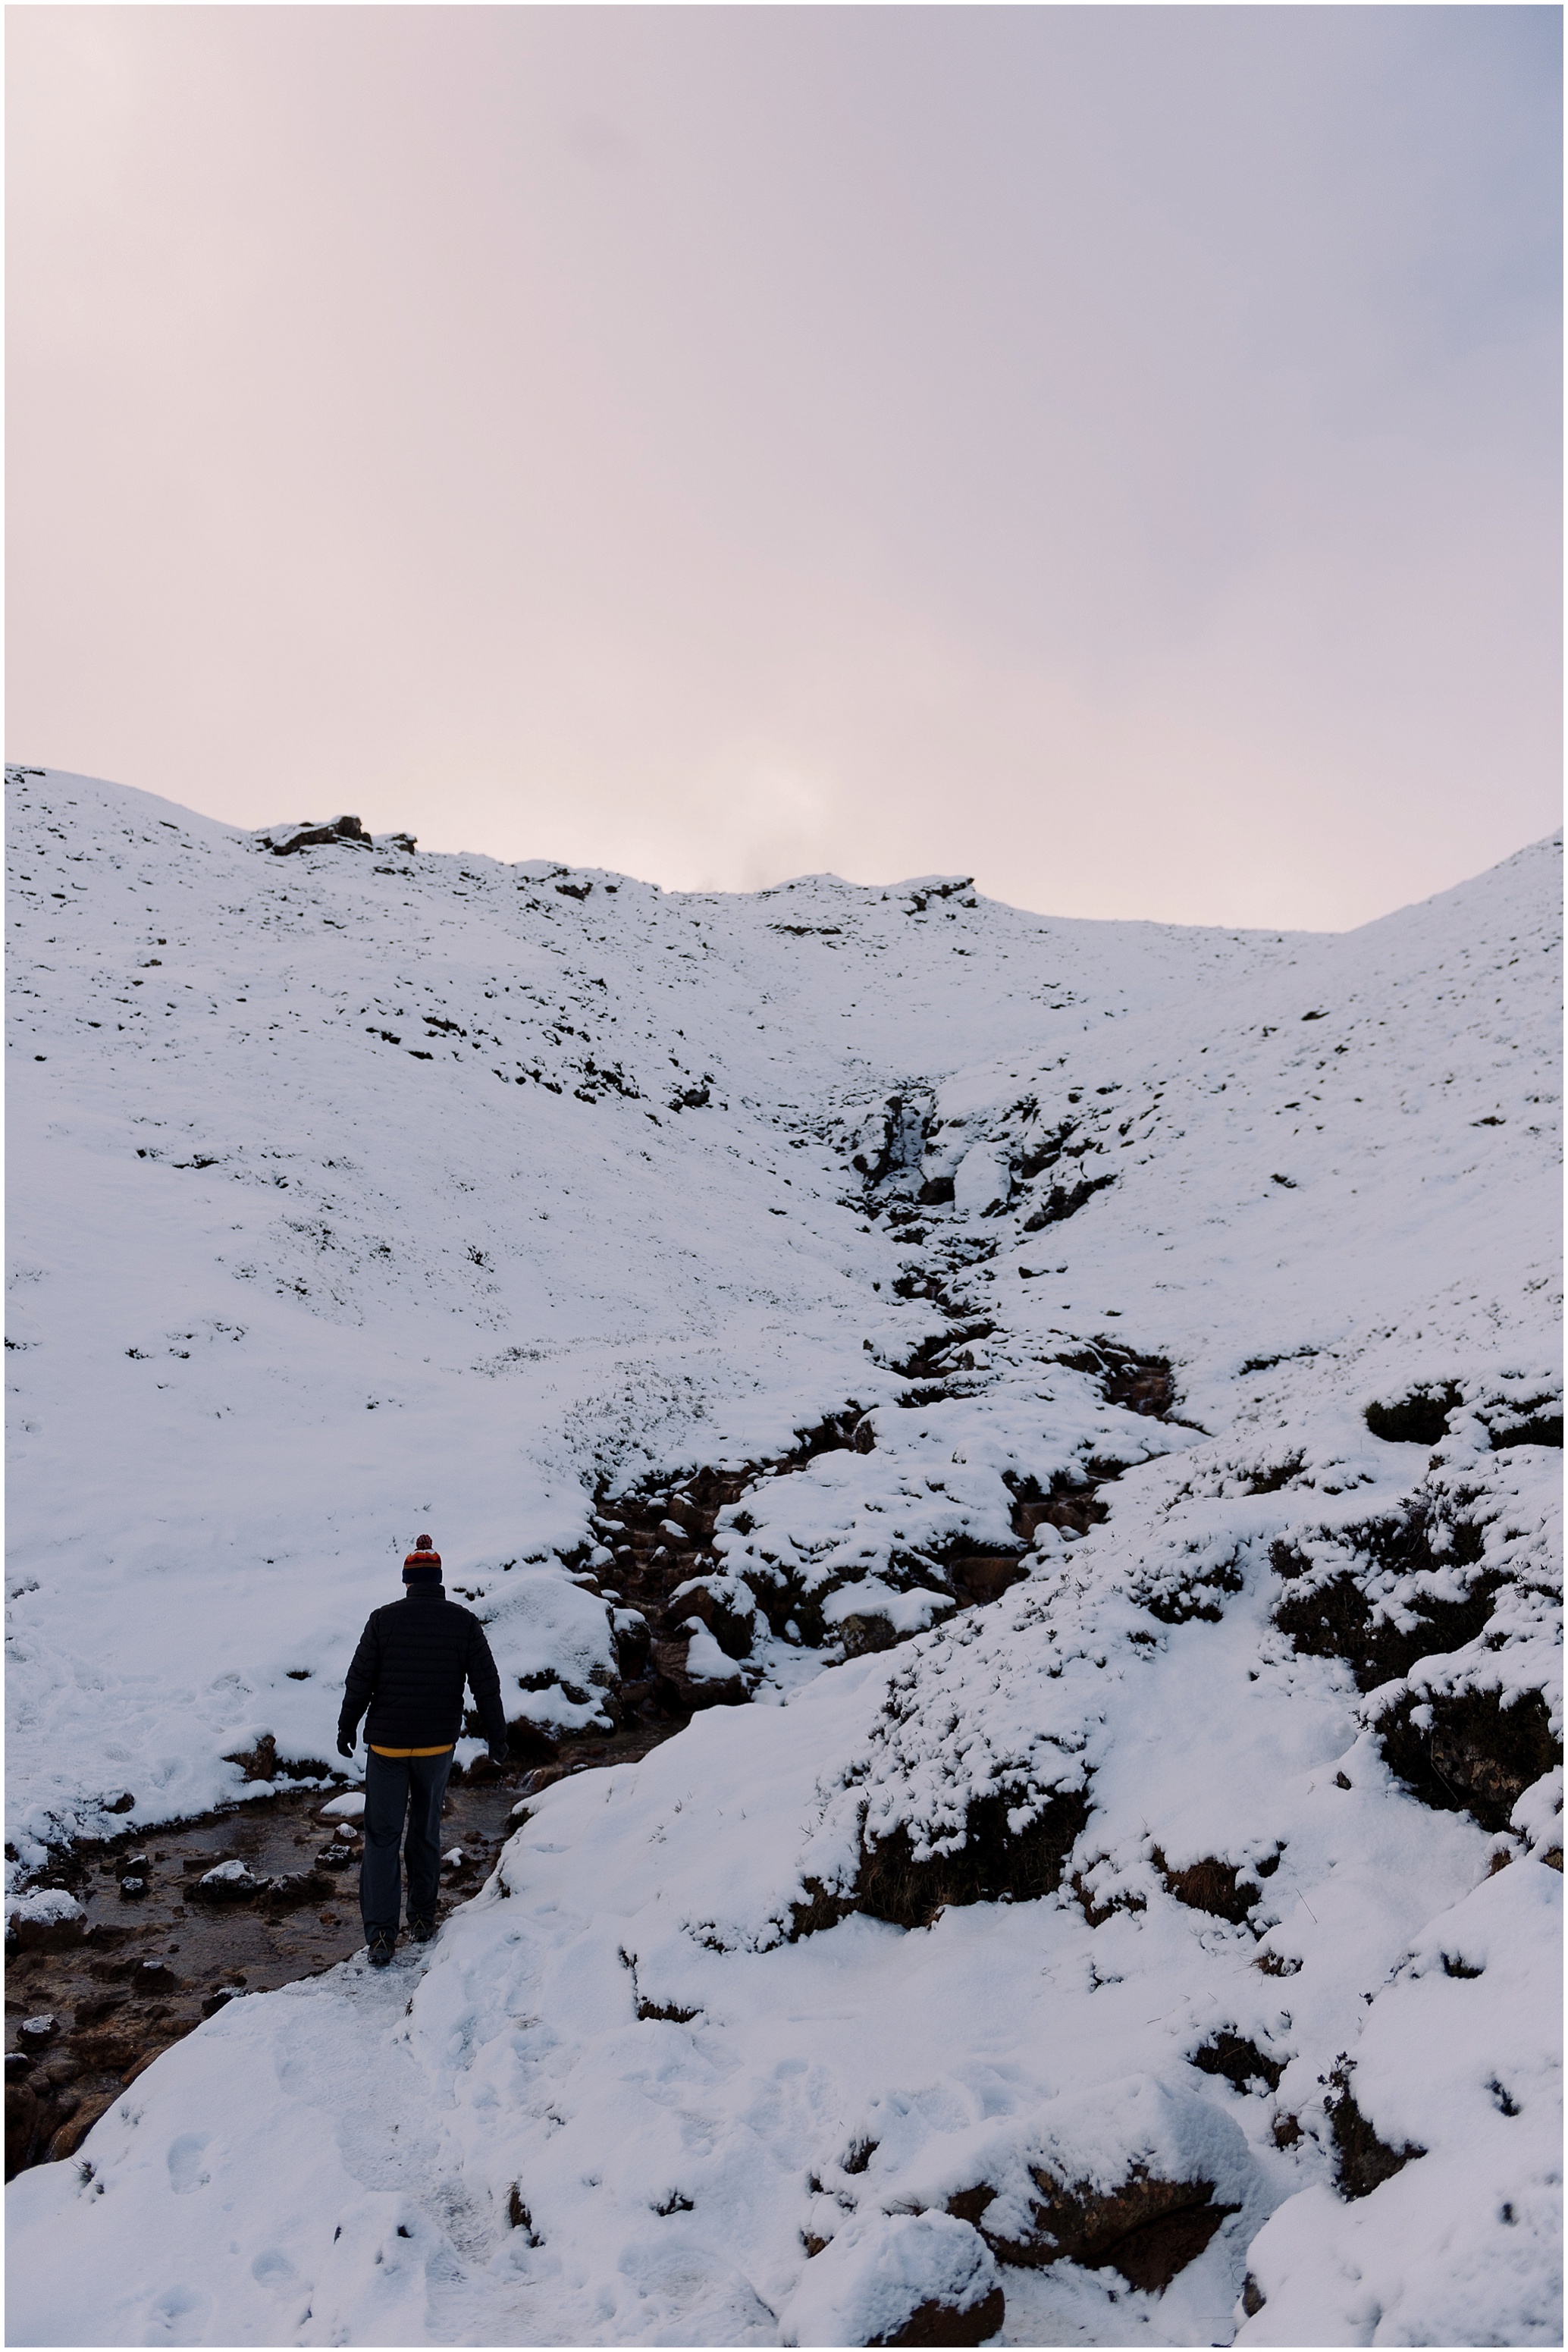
[{"xmin": 7, "ymin": 7, "xmax": 1561, "ymax": 927}]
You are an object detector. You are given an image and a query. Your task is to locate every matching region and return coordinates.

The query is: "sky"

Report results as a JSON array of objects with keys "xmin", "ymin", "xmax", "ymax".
[{"xmin": 6, "ymin": 6, "xmax": 1561, "ymax": 930}]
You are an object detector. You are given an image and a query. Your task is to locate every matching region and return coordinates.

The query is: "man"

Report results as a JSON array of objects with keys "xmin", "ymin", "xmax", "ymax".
[{"xmin": 337, "ymin": 1534, "xmax": 510, "ymax": 1967}]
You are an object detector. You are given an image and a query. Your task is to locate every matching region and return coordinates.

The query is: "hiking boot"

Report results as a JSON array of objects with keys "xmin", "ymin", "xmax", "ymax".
[
  {"xmin": 408, "ymin": 1916, "xmax": 437, "ymax": 1944},
  {"xmin": 366, "ymin": 1931, "xmax": 396, "ymax": 1968}
]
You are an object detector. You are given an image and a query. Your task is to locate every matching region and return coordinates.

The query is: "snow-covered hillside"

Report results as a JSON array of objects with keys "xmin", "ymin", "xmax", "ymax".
[{"xmin": 6, "ymin": 765, "xmax": 1561, "ymax": 2345}]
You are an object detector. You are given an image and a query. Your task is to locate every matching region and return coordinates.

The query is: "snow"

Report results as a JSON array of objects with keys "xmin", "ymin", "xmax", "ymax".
[
  {"xmin": 5, "ymin": 764, "xmax": 1560, "ymax": 2344},
  {"xmin": 780, "ymin": 2209, "xmax": 1001, "ymax": 2347},
  {"xmin": 6, "ymin": 1889, "xmax": 83, "ymax": 1930},
  {"xmin": 196, "ymin": 1859, "xmax": 256, "ymax": 1889},
  {"xmin": 318, "ymin": 1792, "xmax": 365, "ymax": 1820}
]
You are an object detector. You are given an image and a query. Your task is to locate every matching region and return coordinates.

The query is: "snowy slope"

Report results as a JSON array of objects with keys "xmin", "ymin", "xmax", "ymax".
[{"xmin": 5, "ymin": 766, "xmax": 1561, "ymax": 2346}]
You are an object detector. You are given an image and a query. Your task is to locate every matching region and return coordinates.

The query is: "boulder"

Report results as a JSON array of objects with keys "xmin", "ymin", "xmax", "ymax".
[
  {"xmin": 8, "ymin": 1892, "xmax": 86, "ymax": 1952},
  {"xmin": 192, "ymin": 1859, "xmax": 265, "ymax": 1903},
  {"xmin": 257, "ymin": 816, "xmax": 371, "ymax": 856},
  {"xmin": 782, "ymin": 2212, "xmax": 1002, "ymax": 2349},
  {"xmin": 651, "ymin": 1631, "xmax": 745, "ymax": 1711}
]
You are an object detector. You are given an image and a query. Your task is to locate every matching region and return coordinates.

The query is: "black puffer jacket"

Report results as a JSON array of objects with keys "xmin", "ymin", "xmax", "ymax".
[{"xmin": 339, "ymin": 1590, "xmax": 507, "ymax": 1751}]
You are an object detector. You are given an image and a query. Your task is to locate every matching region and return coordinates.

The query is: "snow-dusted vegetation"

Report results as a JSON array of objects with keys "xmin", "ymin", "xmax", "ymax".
[{"xmin": 5, "ymin": 765, "xmax": 1560, "ymax": 2345}]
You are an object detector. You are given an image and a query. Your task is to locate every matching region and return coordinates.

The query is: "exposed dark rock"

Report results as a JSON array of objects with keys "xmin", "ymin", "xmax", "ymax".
[
  {"xmin": 190, "ymin": 1862, "xmax": 266, "ymax": 1904},
  {"xmin": 1068, "ymin": 1868, "xmax": 1146, "ymax": 1929},
  {"xmin": 918, "ymin": 1175, "xmax": 956, "ymax": 1206},
  {"xmin": 1375, "ymin": 1686, "xmax": 1559, "ymax": 1836},
  {"xmin": 1271, "ymin": 1501, "xmax": 1494, "ymax": 1692},
  {"xmin": 1153, "ymin": 1849, "xmax": 1262, "ymax": 1925},
  {"xmin": 786, "ymin": 1877, "xmax": 857, "ymax": 1942},
  {"xmin": 1018, "ymin": 1121, "xmax": 1078, "ymax": 1181},
  {"xmin": 1008, "ymin": 1472, "xmax": 1109, "ymax": 1544},
  {"xmin": 671, "ymin": 1579, "xmax": 754, "ymax": 1660},
  {"xmin": 506, "ymin": 2185, "xmax": 543, "ymax": 2241},
  {"xmin": 221, "ymin": 1733, "xmax": 330, "ymax": 1784},
  {"xmin": 1021, "ymin": 1173, "xmax": 1116, "ymax": 1231},
  {"xmin": 11, "ymin": 1909, "xmax": 86, "ymax": 1952},
  {"xmin": 1325, "ymin": 2063, "xmax": 1424, "ymax": 2199},
  {"xmin": 852, "ymin": 1787, "xmax": 1092, "ymax": 1931},
  {"xmin": 838, "ymin": 1613, "xmax": 903, "ymax": 1659},
  {"xmin": 1241, "ymin": 2274, "xmax": 1265, "ymax": 2317},
  {"xmin": 6, "ymin": 2082, "xmax": 43, "ymax": 2179},
  {"xmin": 1044, "ymin": 1344, "xmax": 1178, "ymax": 1422},
  {"xmin": 951, "ymin": 2164, "xmax": 1237, "ymax": 2291},
  {"xmin": 870, "ymin": 2286, "xmax": 1005, "ymax": 2347},
  {"xmin": 44, "ymin": 2092, "xmax": 115, "ymax": 2162},
  {"xmin": 649, "ymin": 1637, "xmax": 745, "ymax": 1713},
  {"xmin": 1190, "ymin": 2031, "xmax": 1284, "ymax": 2093},
  {"xmin": 946, "ymin": 1554, "xmax": 1030, "ymax": 1607},
  {"xmin": 259, "ymin": 815, "xmax": 371, "ymax": 856}
]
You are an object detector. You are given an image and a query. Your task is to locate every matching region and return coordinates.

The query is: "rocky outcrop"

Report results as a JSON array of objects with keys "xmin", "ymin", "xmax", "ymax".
[
  {"xmin": 949, "ymin": 2162, "xmax": 1237, "ymax": 2291},
  {"xmin": 256, "ymin": 815, "xmax": 372, "ymax": 855}
]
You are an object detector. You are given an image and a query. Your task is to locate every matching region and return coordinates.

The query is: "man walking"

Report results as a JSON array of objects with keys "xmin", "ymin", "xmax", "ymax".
[{"xmin": 337, "ymin": 1534, "xmax": 510, "ymax": 1966}]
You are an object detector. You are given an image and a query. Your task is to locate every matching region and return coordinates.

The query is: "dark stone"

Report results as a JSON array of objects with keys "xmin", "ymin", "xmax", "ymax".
[
  {"xmin": 1190, "ymin": 2031, "xmax": 1284, "ymax": 2093},
  {"xmin": 947, "ymin": 1554, "xmax": 1029, "ymax": 1607},
  {"xmin": 672, "ymin": 1581, "xmax": 754, "ymax": 1660},
  {"xmin": 1021, "ymin": 1173, "xmax": 1116, "ymax": 1231},
  {"xmin": 45, "ymin": 2093, "xmax": 114, "ymax": 2162},
  {"xmin": 870, "ymin": 2286, "xmax": 1005, "ymax": 2347},
  {"xmin": 262, "ymin": 816, "xmax": 371, "ymax": 856},
  {"xmin": 838, "ymin": 1613, "xmax": 902, "ymax": 1659},
  {"xmin": 103, "ymin": 1792, "xmax": 136, "ymax": 1815},
  {"xmin": 506, "ymin": 2184, "xmax": 542, "ymax": 2242},
  {"xmin": 853, "ymin": 1787, "xmax": 1092, "ymax": 1932},
  {"xmin": 952, "ymin": 2164, "xmax": 1236, "ymax": 2293},
  {"xmin": 1326, "ymin": 2065, "xmax": 1424, "ymax": 2200},
  {"xmin": 917, "ymin": 1176, "xmax": 956, "ymax": 1206},
  {"xmin": 1272, "ymin": 1528, "xmax": 1495, "ymax": 1694},
  {"xmin": 13, "ymin": 1909, "xmax": 86, "ymax": 1952},
  {"xmin": 191, "ymin": 1866, "xmax": 264, "ymax": 1904},
  {"xmin": 1153, "ymin": 1850, "xmax": 1262, "ymax": 1925},
  {"xmin": 650, "ymin": 1636, "xmax": 745, "ymax": 1713},
  {"xmin": 5, "ymin": 2081, "xmax": 42, "ymax": 2179},
  {"xmin": 119, "ymin": 1877, "xmax": 148, "ymax": 1902},
  {"xmin": 1376, "ymin": 1686, "xmax": 1560, "ymax": 1836},
  {"xmin": 67, "ymin": 2027, "xmax": 146, "ymax": 2073},
  {"xmin": 1241, "ymin": 2274, "xmax": 1265, "ymax": 2317}
]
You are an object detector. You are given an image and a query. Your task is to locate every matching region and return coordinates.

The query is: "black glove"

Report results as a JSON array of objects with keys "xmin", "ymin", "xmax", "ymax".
[
  {"xmin": 337, "ymin": 1732, "xmax": 356, "ymax": 1759},
  {"xmin": 488, "ymin": 1740, "xmax": 510, "ymax": 1768}
]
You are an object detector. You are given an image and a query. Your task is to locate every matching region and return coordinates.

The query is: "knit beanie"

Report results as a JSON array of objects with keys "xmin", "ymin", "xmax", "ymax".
[{"xmin": 403, "ymin": 1533, "xmax": 442, "ymax": 1585}]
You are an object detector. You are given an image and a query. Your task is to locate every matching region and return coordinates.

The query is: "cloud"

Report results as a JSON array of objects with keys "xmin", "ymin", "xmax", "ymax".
[{"xmin": 6, "ymin": 7, "xmax": 1559, "ymax": 928}]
